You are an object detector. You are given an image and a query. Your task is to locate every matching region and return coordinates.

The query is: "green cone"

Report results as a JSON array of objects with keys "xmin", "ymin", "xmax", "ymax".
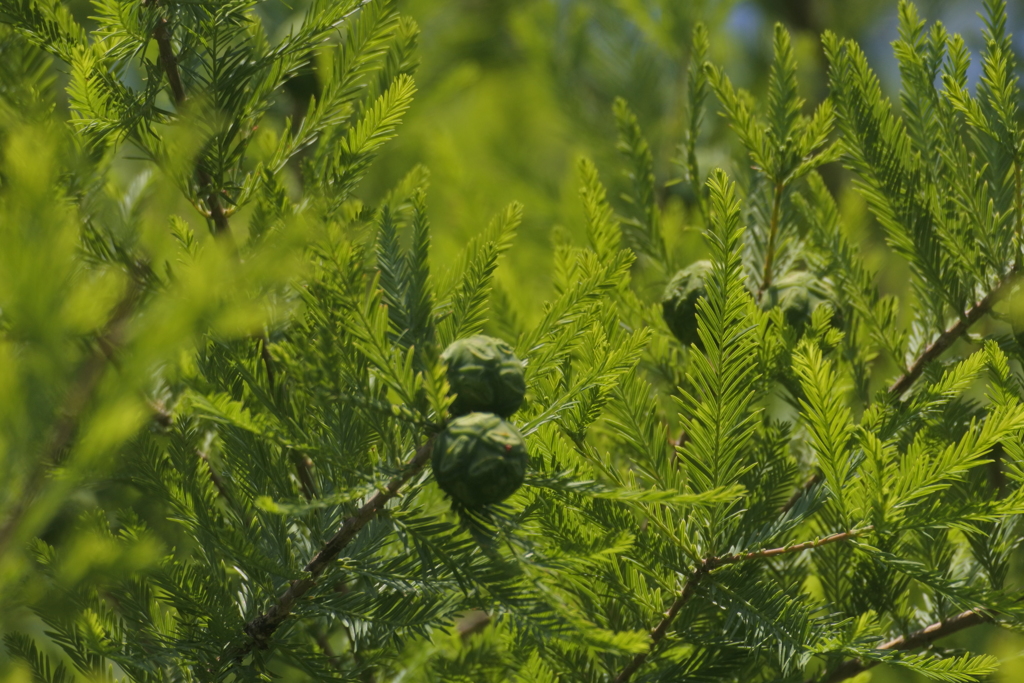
[
  {"xmin": 432, "ymin": 412, "xmax": 529, "ymax": 508},
  {"xmin": 662, "ymin": 260, "xmax": 713, "ymax": 350},
  {"xmin": 441, "ymin": 335, "xmax": 526, "ymax": 417}
]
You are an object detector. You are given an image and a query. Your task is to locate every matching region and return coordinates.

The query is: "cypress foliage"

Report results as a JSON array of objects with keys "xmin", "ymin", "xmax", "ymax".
[{"xmin": 1, "ymin": 1, "xmax": 1023, "ymax": 682}]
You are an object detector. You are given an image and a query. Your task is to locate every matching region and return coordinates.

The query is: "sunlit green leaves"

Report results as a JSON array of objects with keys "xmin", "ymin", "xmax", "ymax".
[
  {"xmin": 4, "ymin": 1, "xmax": 1024, "ymax": 682},
  {"xmin": 677, "ymin": 170, "xmax": 760, "ymax": 504}
]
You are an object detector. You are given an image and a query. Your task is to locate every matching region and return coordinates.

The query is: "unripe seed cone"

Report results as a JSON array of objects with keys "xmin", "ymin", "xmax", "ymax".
[
  {"xmin": 664, "ymin": 264, "xmax": 839, "ymax": 342},
  {"xmin": 762, "ymin": 271, "xmax": 838, "ymax": 332},
  {"xmin": 661, "ymin": 260, "xmax": 713, "ymax": 350},
  {"xmin": 432, "ymin": 412, "xmax": 528, "ymax": 508},
  {"xmin": 441, "ymin": 335, "xmax": 526, "ymax": 417}
]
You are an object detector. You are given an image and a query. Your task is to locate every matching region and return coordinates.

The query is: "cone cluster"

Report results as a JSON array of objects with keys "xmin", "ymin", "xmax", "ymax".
[
  {"xmin": 432, "ymin": 335, "xmax": 528, "ymax": 507},
  {"xmin": 661, "ymin": 262, "xmax": 836, "ymax": 349}
]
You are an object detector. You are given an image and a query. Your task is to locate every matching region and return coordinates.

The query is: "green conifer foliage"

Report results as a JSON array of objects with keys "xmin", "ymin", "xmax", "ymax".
[{"xmin": 2, "ymin": 1, "xmax": 1024, "ymax": 683}]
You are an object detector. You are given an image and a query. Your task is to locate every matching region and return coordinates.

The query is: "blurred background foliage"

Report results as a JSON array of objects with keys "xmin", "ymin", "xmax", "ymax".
[
  {"xmin": 6, "ymin": 0, "xmax": 1024, "ymax": 680},
  {"xmin": 48, "ymin": 0, "xmax": 1024, "ymax": 310},
  {"xmin": 357, "ymin": 0, "xmax": 1024, "ymax": 317}
]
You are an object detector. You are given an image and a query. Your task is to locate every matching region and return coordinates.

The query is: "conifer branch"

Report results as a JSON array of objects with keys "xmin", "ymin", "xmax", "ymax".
[
  {"xmin": 0, "ymin": 284, "xmax": 140, "ymax": 559},
  {"xmin": 813, "ymin": 609, "xmax": 989, "ymax": 683},
  {"xmin": 238, "ymin": 439, "xmax": 435, "ymax": 655},
  {"xmin": 613, "ymin": 527, "xmax": 872, "ymax": 683},
  {"xmin": 153, "ymin": 18, "xmax": 306, "ymax": 505},
  {"xmin": 288, "ymin": 449, "xmax": 318, "ymax": 501},
  {"xmin": 756, "ymin": 180, "xmax": 785, "ymax": 301},
  {"xmin": 153, "ymin": 16, "xmax": 234, "ymax": 245},
  {"xmin": 153, "ymin": 18, "xmax": 185, "ymax": 105},
  {"xmin": 715, "ymin": 527, "xmax": 872, "ymax": 564},
  {"xmin": 612, "ymin": 569, "xmax": 704, "ymax": 683},
  {"xmin": 255, "ymin": 335, "xmax": 315, "ymax": 498},
  {"xmin": 198, "ymin": 447, "xmax": 232, "ymax": 504},
  {"xmin": 888, "ymin": 282, "xmax": 1008, "ymax": 397}
]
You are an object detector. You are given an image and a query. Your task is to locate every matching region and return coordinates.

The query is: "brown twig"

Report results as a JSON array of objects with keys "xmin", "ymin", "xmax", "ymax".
[
  {"xmin": 153, "ymin": 18, "xmax": 186, "ymax": 104},
  {"xmin": 0, "ymin": 285, "xmax": 140, "ymax": 559},
  {"xmin": 238, "ymin": 440, "xmax": 434, "ymax": 655},
  {"xmin": 888, "ymin": 283, "xmax": 1009, "ymax": 397},
  {"xmin": 813, "ymin": 609, "xmax": 989, "ymax": 683},
  {"xmin": 714, "ymin": 528, "xmax": 872, "ymax": 565},
  {"xmin": 613, "ymin": 569, "xmax": 705, "ymax": 683},
  {"xmin": 612, "ymin": 527, "xmax": 872, "ymax": 683}
]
